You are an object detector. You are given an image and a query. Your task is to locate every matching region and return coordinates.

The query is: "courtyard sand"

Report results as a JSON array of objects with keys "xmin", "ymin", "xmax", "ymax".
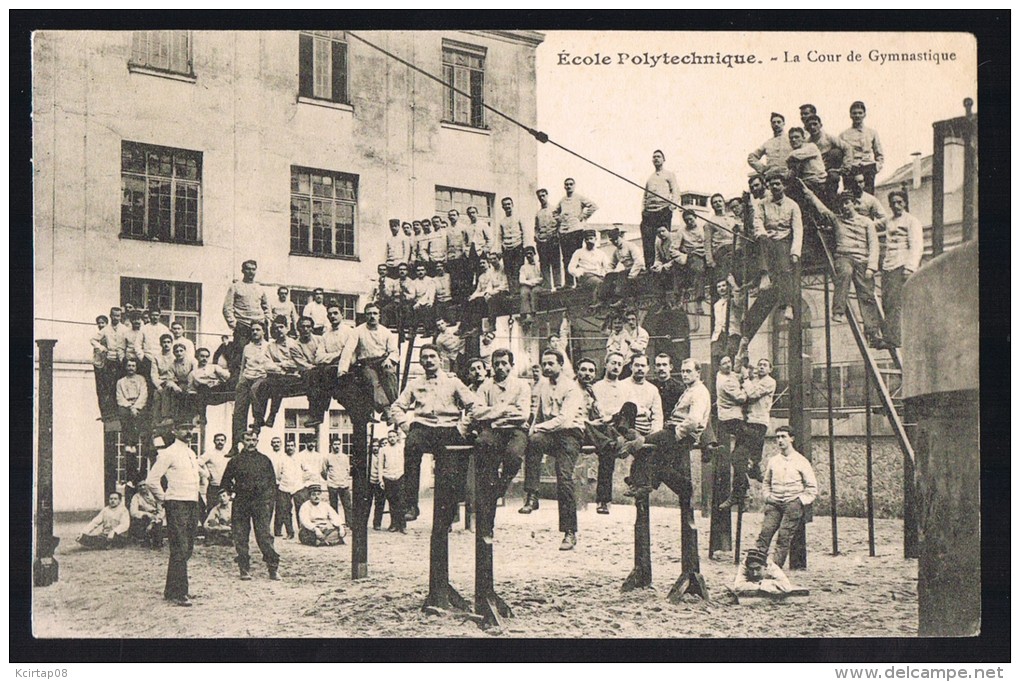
[{"xmin": 34, "ymin": 504, "xmax": 917, "ymax": 638}]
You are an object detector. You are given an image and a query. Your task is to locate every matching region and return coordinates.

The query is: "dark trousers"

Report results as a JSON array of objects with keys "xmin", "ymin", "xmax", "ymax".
[
  {"xmin": 229, "ymin": 322, "xmax": 256, "ymax": 378},
  {"xmin": 358, "ymin": 357, "xmax": 398, "ymax": 412},
  {"xmin": 502, "ymin": 245, "xmax": 523, "ymax": 291},
  {"xmin": 328, "ymin": 486, "xmax": 352, "ymax": 526},
  {"xmin": 597, "ymin": 271, "xmax": 634, "ymax": 305},
  {"xmin": 95, "ymin": 364, "xmax": 120, "ymax": 418},
  {"xmin": 402, "ymin": 424, "xmax": 466, "ymax": 514},
  {"xmin": 732, "ymin": 422, "xmax": 767, "ymax": 498},
  {"xmin": 383, "ymin": 477, "xmax": 405, "ymax": 530},
  {"xmin": 756, "ymin": 498, "xmax": 804, "ymax": 567},
  {"xmin": 298, "ymin": 527, "xmax": 344, "ymax": 546},
  {"xmin": 712, "ymin": 335, "xmax": 743, "ymax": 367},
  {"xmin": 536, "ymin": 238, "xmax": 563, "ymax": 289},
  {"xmin": 677, "ymin": 254, "xmax": 707, "ymax": 300},
  {"xmin": 577, "ymin": 273, "xmax": 605, "ymax": 305},
  {"xmin": 833, "ymin": 256, "xmax": 882, "ymax": 339},
  {"xmin": 519, "ymin": 284, "xmax": 539, "ymax": 317},
  {"xmin": 880, "ymin": 266, "xmax": 907, "ymax": 347},
  {"xmin": 231, "ymin": 496, "xmax": 279, "ymax": 571},
  {"xmin": 163, "ymin": 500, "xmax": 199, "ymax": 600},
  {"xmin": 204, "ymin": 483, "xmax": 222, "ymax": 517},
  {"xmin": 630, "ymin": 428, "xmax": 695, "ymax": 498},
  {"xmin": 252, "ymin": 374, "xmax": 305, "ymax": 428},
  {"xmin": 709, "ymin": 245, "xmax": 735, "ymax": 286},
  {"xmin": 78, "ymin": 532, "xmax": 129, "ymax": 549},
  {"xmin": 465, "ymin": 294, "xmax": 507, "ymax": 332},
  {"xmin": 560, "ymin": 231, "xmax": 585, "ymax": 282},
  {"xmin": 232, "ymin": 376, "xmax": 257, "ymax": 445},
  {"xmin": 524, "ymin": 429, "xmax": 582, "ymax": 533},
  {"xmin": 369, "ymin": 482, "xmax": 387, "ymax": 528},
  {"xmin": 640, "ymin": 207, "xmax": 673, "ymax": 271},
  {"xmin": 409, "ymin": 305, "xmax": 436, "ymax": 337},
  {"xmin": 274, "ymin": 489, "xmax": 295, "ymax": 537},
  {"xmin": 717, "ymin": 418, "xmax": 745, "ymax": 497},
  {"xmin": 475, "ymin": 427, "xmax": 527, "ymax": 531},
  {"xmin": 306, "ymin": 362, "xmax": 339, "ymax": 420},
  {"xmin": 117, "ymin": 407, "xmax": 145, "ymax": 445},
  {"xmin": 742, "ymin": 237, "xmax": 794, "ymax": 340}
]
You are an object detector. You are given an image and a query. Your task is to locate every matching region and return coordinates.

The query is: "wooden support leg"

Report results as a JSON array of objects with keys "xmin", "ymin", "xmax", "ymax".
[
  {"xmin": 708, "ymin": 446, "xmax": 733, "ymax": 557},
  {"xmin": 474, "ymin": 464, "xmax": 512, "ymax": 628},
  {"xmin": 621, "ymin": 493, "xmax": 653, "ymax": 591},
  {"xmin": 423, "ymin": 454, "xmax": 469, "ymax": 613},
  {"xmin": 350, "ymin": 419, "xmax": 369, "ymax": 580},
  {"xmin": 733, "ymin": 507, "xmax": 743, "ymax": 566},
  {"xmin": 668, "ymin": 453, "xmax": 709, "ymax": 602}
]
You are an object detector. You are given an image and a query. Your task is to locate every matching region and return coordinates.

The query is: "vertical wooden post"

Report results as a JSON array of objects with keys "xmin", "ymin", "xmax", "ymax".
[
  {"xmin": 621, "ymin": 493, "xmax": 652, "ymax": 591},
  {"xmin": 473, "ymin": 449, "xmax": 512, "ymax": 628},
  {"xmin": 931, "ymin": 125, "xmax": 946, "ymax": 257},
  {"xmin": 865, "ymin": 371, "xmax": 876, "ymax": 557},
  {"xmin": 788, "ymin": 258, "xmax": 810, "ymax": 570},
  {"xmin": 708, "ymin": 444, "xmax": 732, "ymax": 556},
  {"xmin": 824, "ymin": 270, "xmax": 839, "ymax": 555},
  {"xmin": 667, "ymin": 450, "xmax": 709, "ymax": 602},
  {"xmin": 350, "ymin": 418, "xmax": 370, "ymax": 580},
  {"xmin": 423, "ymin": 452, "xmax": 469, "ymax": 613},
  {"xmin": 35, "ymin": 340, "xmax": 60, "ymax": 587},
  {"xmin": 902, "ymin": 403, "xmax": 919, "ymax": 559}
]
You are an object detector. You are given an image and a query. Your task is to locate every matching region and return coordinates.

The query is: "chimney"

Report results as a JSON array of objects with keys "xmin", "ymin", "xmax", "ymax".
[{"xmin": 911, "ymin": 152, "xmax": 923, "ymax": 190}]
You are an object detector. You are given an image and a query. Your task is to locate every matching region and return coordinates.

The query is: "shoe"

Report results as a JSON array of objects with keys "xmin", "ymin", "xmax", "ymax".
[
  {"xmin": 623, "ymin": 484, "xmax": 654, "ymax": 498},
  {"xmin": 596, "ymin": 503, "xmax": 610, "ymax": 515},
  {"xmin": 269, "ymin": 568, "xmax": 280, "ymax": 581},
  {"xmin": 518, "ymin": 493, "xmax": 539, "ymax": 514},
  {"xmin": 783, "ymin": 306, "xmax": 794, "ymax": 321},
  {"xmin": 559, "ymin": 531, "xmax": 577, "ymax": 551},
  {"xmin": 747, "ymin": 463, "xmax": 763, "ymax": 482},
  {"xmin": 404, "ymin": 507, "xmax": 419, "ymax": 522},
  {"xmin": 239, "ymin": 568, "xmax": 253, "ymax": 581},
  {"xmin": 286, "ymin": 533, "xmax": 295, "ymax": 540},
  {"xmin": 170, "ymin": 597, "xmax": 192, "ymax": 607},
  {"xmin": 388, "ymin": 525, "xmax": 401, "ymax": 533},
  {"xmin": 831, "ymin": 312, "xmax": 845, "ymax": 324},
  {"xmin": 372, "ymin": 524, "xmax": 382, "ymax": 531}
]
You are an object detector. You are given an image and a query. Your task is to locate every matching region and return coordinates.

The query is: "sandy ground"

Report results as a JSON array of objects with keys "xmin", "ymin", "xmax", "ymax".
[{"xmin": 34, "ymin": 502, "xmax": 917, "ymax": 638}]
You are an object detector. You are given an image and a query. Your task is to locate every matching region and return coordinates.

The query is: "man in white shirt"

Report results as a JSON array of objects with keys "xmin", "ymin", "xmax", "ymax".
[
  {"xmin": 146, "ymin": 421, "xmax": 206, "ymax": 606},
  {"xmin": 324, "ymin": 439, "xmax": 352, "ymax": 527},
  {"xmin": 732, "ymin": 358, "xmax": 778, "ymax": 490},
  {"xmin": 522, "ymin": 349, "xmax": 586, "ymax": 551},
  {"xmin": 186, "ymin": 347, "xmax": 230, "ymax": 425},
  {"xmin": 77, "ymin": 492, "xmax": 130, "ymax": 549},
  {"xmin": 378, "ymin": 431, "xmax": 407, "ymax": 533},
  {"xmin": 879, "ymin": 191, "xmax": 924, "ymax": 348},
  {"xmin": 640, "ymin": 149, "xmax": 679, "ymax": 270},
  {"xmin": 711, "ymin": 280, "xmax": 743, "ymax": 366},
  {"xmin": 839, "ymin": 100, "xmax": 884, "ymax": 194},
  {"xmin": 626, "ymin": 358, "xmax": 710, "ymax": 498},
  {"xmin": 581, "ymin": 353, "xmax": 636, "ymax": 515},
  {"xmin": 568, "ymin": 230, "xmax": 609, "ymax": 304},
  {"xmin": 274, "ymin": 441, "xmax": 304, "ymax": 539},
  {"xmin": 199, "ymin": 432, "xmax": 231, "ymax": 513},
  {"xmin": 468, "ymin": 348, "xmax": 531, "ymax": 539},
  {"xmin": 337, "ymin": 302, "xmax": 399, "ymax": 414},
  {"xmin": 302, "ymin": 288, "xmax": 329, "ymax": 335},
  {"xmin": 518, "ymin": 246, "xmax": 543, "ymax": 323},
  {"xmin": 305, "ymin": 305, "xmax": 354, "ymax": 427},
  {"xmin": 462, "ymin": 257, "xmax": 509, "ymax": 337},
  {"xmin": 747, "ymin": 112, "xmax": 793, "ymax": 175},
  {"xmin": 141, "ymin": 307, "xmax": 172, "ymax": 365},
  {"xmin": 715, "ymin": 356, "xmax": 750, "ymax": 511},
  {"xmin": 754, "ymin": 426, "xmax": 818, "ymax": 568},
  {"xmin": 408, "ymin": 263, "xmax": 437, "ymax": 338},
  {"xmin": 497, "ymin": 197, "xmax": 525, "ymax": 291},
  {"xmin": 271, "ymin": 286, "xmax": 299, "ymax": 336},
  {"xmin": 553, "ymin": 178, "xmax": 598, "ymax": 281},
  {"xmin": 625, "ymin": 355, "xmax": 663, "ymax": 439},
  {"xmin": 298, "ymin": 485, "xmax": 346, "ymax": 546},
  {"xmin": 222, "ymin": 259, "xmax": 270, "ymax": 377},
  {"xmin": 169, "ymin": 321, "xmax": 195, "ymax": 361},
  {"xmin": 597, "ymin": 228, "xmax": 645, "ymax": 311}
]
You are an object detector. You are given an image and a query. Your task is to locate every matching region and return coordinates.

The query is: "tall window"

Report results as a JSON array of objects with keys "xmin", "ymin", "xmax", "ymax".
[
  {"xmin": 442, "ymin": 41, "xmax": 486, "ymax": 128},
  {"xmin": 290, "ymin": 288, "xmax": 358, "ymax": 322},
  {"xmin": 284, "ymin": 409, "xmax": 320, "ymax": 452},
  {"xmin": 120, "ymin": 277, "xmax": 202, "ymax": 342},
  {"xmin": 810, "ymin": 361, "xmax": 899, "ymax": 411},
  {"xmin": 299, "ymin": 31, "xmax": 349, "ymax": 104},
  {"xmin": 435, "ymin": 186, "xmax": 495, "ymax": 224},
  {"xmin": 130, "ymin": 31, "xmax": 193, "ymax": 76},
  {"xmin": 121, "ymin": 141, "xmax": 202, "ymax": 244},
  {"xmin": 290, "ymin": 166, "xmax": 358, "ymax": 258},
  {"xmin": 328, "ymin": 410, "xmax": 354, "ymax": 455}
]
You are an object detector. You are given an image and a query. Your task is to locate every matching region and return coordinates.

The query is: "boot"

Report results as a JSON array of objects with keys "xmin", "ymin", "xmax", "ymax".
[
  {"xmin": 596, "ymin": 502, "xmax": 610, "ymax": 515},
  {"xmin": 559, "ymin": 531, "xmax": 577, "ymax": 551},
  {"xmin": 268, "ymin": 566, "xmax": 280, "ymax": 581},
  {"xmin": 518, "ymin": 492, "xmax": 539, "ymax": 514},
  {"xmin": 718, "ymin": 494, "xmax": 746, "ymax": 511},
  {"xmin": 239, "ymin": 565, "xmax": 252, "ymax": 581}
]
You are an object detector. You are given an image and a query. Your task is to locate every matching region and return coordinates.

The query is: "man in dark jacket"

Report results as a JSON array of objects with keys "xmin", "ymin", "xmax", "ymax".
[{"xmin": 221, "ymin": 429, "xmax": 280, "ymax": 581}]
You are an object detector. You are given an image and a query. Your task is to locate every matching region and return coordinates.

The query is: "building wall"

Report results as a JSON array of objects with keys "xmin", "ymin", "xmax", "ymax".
[{"xmin": 33, "ymin": 30, "xmax": 541, "ymax": 511}]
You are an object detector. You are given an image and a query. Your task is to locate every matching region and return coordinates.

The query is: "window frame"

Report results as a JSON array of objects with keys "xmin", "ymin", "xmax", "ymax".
[
  {"xmin": 121, "ymin": 140, "xmax": 203, "ymax": 245},
  {"xmin": 289, "ymin": 165, "xmax": 360, "ymax": 261},
  {"xmin": 120, "ymin": 277, "xmax": 202, "ymax": 344},
  {"xmin": 298, "ymin": 31, "xmax": 350, "ymax": 106},
  {"xmin": 441, "ymin": 40, "xmax": 487, "ymax": 130},
  {"xmin": 284, "ymin": 408, "xmax": 320, "ymax": 452},
  {"xmin": 129, "ymin": 30, "xmax": 195, "ymax": 78},
  {"xmin": 289, "ymin": 288, "xmax": 359, "ymax": 323},
  {"xmin": 328, "ymin": 409, "xmax": 354, "ymax": 456},
  {"xmin": 434, "ymin": 185, "xmax": 496, "ymax": 225}
]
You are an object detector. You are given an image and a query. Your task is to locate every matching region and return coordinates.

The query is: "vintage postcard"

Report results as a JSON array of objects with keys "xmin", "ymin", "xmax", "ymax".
[{"xmin": 29, "ymin": 27, "xmax": 982, "ymax": 646}]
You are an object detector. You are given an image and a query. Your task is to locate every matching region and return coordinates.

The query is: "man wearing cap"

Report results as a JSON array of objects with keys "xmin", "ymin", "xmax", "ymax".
[
  {"xmin": 747, "ymin": 112, "xmax": 793, "ymax": 175},
  {"xmin": 640, "ymin": 150, "xmax": 679, "ymax": 269},
  {"xmin": 554, "ymin": 178, "xmax": 599, "ymax": 281},
  {"xmin": 385, "ymin": 218, "xmax": 411, "ymax": 278},
  {"xmin": 222, "ymin": 260, "xmax": 270, "ymax": 377},
  {"xmin": 567, "ymin": 230, "xmax": 610, "ymax": 305},
  {"xmin": 146, "ymin": 421, "xmax": 207, "ymax": 606},
  {"xmin": 221, "ymin": 429, "xmax": 281, "ymax": 580},
  {"xmin": 298, "ymin": 484, "xmax": 346, "ymax": 546},
  {"xmin": 733, "ymin": 547, "xmax": 794, "ymax": 594},
  {"xmin": 534, "ymin": 188, "xmax": 562, "ymax": 290}
]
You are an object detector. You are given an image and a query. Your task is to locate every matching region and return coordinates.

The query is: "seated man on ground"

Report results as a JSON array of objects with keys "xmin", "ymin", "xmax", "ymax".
[
  {"xmin": 77, "ymin": 492, "xmax": 130, "ymax": 550},
  {"xmin": 129, "ymin": 481, "xmax": 164, "ymax": 548},
  {"xmin": 204, "ymin": 488, "xmax": 234, "ymax": 546},
  {"xmin": 297, "ymin": 484, "xmax": 346, "ymax": 546}
]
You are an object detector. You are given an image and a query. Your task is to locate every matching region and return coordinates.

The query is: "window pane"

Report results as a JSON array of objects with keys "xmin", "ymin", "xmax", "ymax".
[
  {"xmin": 122, "ymin": 144, "xmax": 146, "ymax": 173},
  {"xmin": 147, "ymin": 179, "xmax": 172, "ymax": 240},
  {"xmin": 311, "ymin": 199, "xmax": 333, "ymax": 254},
  {"xmin": 442, "ymin": 64, "xmax": 455, "ymax": 121},
  {"xmin": 313, "ymin": 36, "xmax": 332, "ymax": 99},
  {"xmin": 174, "ymin": 152, "xmax": 199, "ymax": 181},
  {"xmin": 147, "ymin": 149, "xmax": 173, "ymax": 178},
  {"xmin": 121, "ymin": 175, "xmax": 146, "ymax": 236},
  {"xmin": 312, "ymin": 174, "xmax": 333, "ymax": 197},
  {"xmin": 291, "ymin": 196, "xmax": 310, "ymax": 253},
  {"xmin": 335, "ymin": 202, "xmax": 355, "ymax": 256},
  {"xmin": 335, "ymin": 176, "xmax": 355, "ymax": 201},
  {"xmin": 470, "ymin": 70, "xmax": 484, "ymax": 127},
  {"xmin": 170, "ymin": 31, "xmax": 190, "ymax": 74},
  {"xmin": 174, "ymin": 182, "xmax": 200, "ymax": 242}
]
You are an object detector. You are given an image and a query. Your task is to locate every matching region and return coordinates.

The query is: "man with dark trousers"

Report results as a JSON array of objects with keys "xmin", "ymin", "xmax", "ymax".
[
  {"xmin": 146, "ymin": 421, "xmax": 207, "ymax": 607},
  {"xmin": 468, "ymin": 348, "xmax": 532, "ymax": 540},
  {"xmin": 220, "ymin": 429, "xmax": 280, "ymax": 581},
  {"xmin": 390, "ymin": 344, "xmax": 476, "ymax": 523},
  {"xmin": 522, "ymin": 349, "xmax": 586, "ymax": 551},
  {"xmin": 640, "ymin": 149, "xmax": 679, "ymax": 269},
  {"xmin": 222, "ymin": 259, "xmax": 270, "ymax": 377}
]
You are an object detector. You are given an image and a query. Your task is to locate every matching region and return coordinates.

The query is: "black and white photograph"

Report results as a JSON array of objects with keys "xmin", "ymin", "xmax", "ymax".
[{"xmin": 20, "ymin": 17, "xmax": 1004, "ymax": 661}]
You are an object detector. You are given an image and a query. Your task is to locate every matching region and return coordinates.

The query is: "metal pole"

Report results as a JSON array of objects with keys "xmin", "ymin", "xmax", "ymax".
[
  {"xmin": 824, "ymin": 270, "xmax": 839, "ymax": 555},
  {"xmin": 788, "ymin": 258, "xmax": 809, "ymax": 570},
  {"xmin": 865, "ymin": 370, "xmax": 876, "ymax": 557},
  {"xmin": 931, "ymin": 125, "xmax": 946, "ymax": 257},
  {"xmin": 35, "ymin": 340, "xmax": 60, "ymax": 586}
]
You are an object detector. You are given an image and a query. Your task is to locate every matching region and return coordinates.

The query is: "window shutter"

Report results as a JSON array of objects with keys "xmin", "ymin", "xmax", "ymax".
[
  {"xmin": 298, "ymin": 33, "xmax": 313, "ymax": 98},
  {"xmin": 331, "ymin": 41, "xmax": 347, "ymax": 103}
]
